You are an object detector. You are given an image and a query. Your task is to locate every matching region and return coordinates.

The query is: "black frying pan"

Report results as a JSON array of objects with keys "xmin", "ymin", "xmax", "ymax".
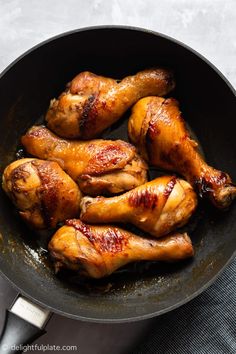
[{"xmin": 0, "ymin": 26, "xmax": 235, "ymax": 351}]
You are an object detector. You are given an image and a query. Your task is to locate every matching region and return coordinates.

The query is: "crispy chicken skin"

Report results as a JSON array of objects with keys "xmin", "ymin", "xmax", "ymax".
[
  {"xmin": 48, "ymin": 219, "xmax": 194, "ymax": 279},
  {"xmin": 45, "ymin": 68, "xmax": 175, "ymax": 139},
  {"xmin": 80, "ymin": 176, "xmax": 197, "ymax": 238},
  {"xmin": 128, "ymin": 97, "xmax": 236, "ymax": 209},
  {"xmin": 21, "ymin": 126, "xmax": 148, "ymax": 196},
  {"xmin": 2, "ymin": 158, "xmax": 82, "ymax": 229}
]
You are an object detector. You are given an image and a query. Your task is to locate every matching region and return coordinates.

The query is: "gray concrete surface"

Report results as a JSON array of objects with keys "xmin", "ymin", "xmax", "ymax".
[{"xmin": 0, "ymin": 1, "xmax": 235, "ymax": 353}]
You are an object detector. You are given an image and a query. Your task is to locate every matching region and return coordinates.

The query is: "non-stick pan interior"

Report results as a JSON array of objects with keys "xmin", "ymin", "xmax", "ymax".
[{"xmin": 0, "ymin": 27, "xmax": 235, "ymax": 321}]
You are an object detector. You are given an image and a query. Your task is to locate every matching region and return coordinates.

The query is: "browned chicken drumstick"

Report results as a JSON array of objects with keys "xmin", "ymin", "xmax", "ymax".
[
  {"xmin": 21, "ymin": 125, "xmax": 147, "ymax": 196},
  {"xmin": 128, "ymin": 97, "xmax": 236, "ymax": 209},
  {"xmin": 48, "ymin": 219, "xmax": 194, "ymax": 279},
  {"xmin": 45, "ymin": 68, "xmax": 175, "ymax": 139},
  {"xmin": 2, "ymin": 158, "xmax": 82, "ymax": 229},
  {"xmin": 80, "ymin": 176, "xmax": 197, "ymax": 238}
]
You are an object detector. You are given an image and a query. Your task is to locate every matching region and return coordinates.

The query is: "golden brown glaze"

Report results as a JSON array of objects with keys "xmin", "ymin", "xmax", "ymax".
[
  {"xmin": 128, "ymin": 97, "xmax": 236, "ymax": 209},
  {"xmin": 45, "ymin": 68, "xmax": 175, "ymax": 139},
  {"xmin": 48, "ymin": 219, "xmax": 194, "ymax": 278},
  {"xmin": 80, "ymin": 176, "xmax": 197, "ymax": 238},
  {"xmin": 21, "ymin": 126, "xmax": 148, "ymax": 196},
  {"xmin": 2, "ymin": 158, "xmax": 82, "ymax": 229}
]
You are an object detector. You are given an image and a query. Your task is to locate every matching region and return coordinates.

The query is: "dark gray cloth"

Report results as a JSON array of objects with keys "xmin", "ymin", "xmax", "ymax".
[{"xmin": 133, "ymin": 258, "xmax": 236, "ymax": 354}]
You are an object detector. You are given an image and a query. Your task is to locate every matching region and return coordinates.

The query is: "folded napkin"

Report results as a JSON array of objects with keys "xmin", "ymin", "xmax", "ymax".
[{"xmin": 133, "ymin": 258, "xmax": 236, "ymax": 354}]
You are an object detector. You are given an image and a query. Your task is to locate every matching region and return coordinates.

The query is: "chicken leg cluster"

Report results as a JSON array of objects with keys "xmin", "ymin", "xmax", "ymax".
[{"xmin": 3, "ymin": 66, "xmax": 234, "ymax": 281}]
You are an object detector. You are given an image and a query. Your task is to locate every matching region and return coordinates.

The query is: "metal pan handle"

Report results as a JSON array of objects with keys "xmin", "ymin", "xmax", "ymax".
[{"xmin": 0, "ymin": 295, "xmax": 51, "ymax": 354}]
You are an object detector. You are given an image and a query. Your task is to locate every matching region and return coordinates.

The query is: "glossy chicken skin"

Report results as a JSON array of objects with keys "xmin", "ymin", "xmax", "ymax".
[
  {"xmin": 128, "ymin": 97, "xmax": 236, "ymax": 209},
  {"xmin": 21, "ymin": 126, "xmax": 147, "ymax": 196},
  {"xmin": 45, "ymin": 68, "xmax": 175, "ymax": 139},
  {"xmin": 48, "ymin": 219, "xmax": 194, "ymax": 279},
  {"xmin": 2, "ymin": 158, "xmax": 82, "ymax": 229},
  {"xmin": 80, "ymin": 176, "xmax": 197, "ymax": 238}
]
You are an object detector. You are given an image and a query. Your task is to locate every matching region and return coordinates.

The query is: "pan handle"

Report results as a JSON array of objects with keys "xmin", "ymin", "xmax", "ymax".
[{"xmin": 0, "ymin": 295, "xmax": 51, "ymax": 354}]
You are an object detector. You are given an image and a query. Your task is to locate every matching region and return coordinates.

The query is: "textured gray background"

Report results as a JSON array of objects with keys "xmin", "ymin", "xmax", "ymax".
[{"xmin": 0, "ymin": 1, "xmax": 235, "ymax": 353}]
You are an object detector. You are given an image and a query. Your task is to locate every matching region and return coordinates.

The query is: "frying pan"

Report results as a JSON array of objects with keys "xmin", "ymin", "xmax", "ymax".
[{"xmin": 0, "ymin": 26, "xmax": 235, "ymax": 352}]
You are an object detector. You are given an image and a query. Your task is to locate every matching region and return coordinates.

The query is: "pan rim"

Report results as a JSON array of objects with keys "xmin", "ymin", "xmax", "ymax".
[
  {"xmin": 0, "ymin": 25, "xmax": 235, "ymax": 323},
  {"xmin": 0, "ymin": 25, "xmax": 235, "ymax": 97}
]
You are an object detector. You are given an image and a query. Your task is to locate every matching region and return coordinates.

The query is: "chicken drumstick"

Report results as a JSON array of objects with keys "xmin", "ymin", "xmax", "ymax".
[
  {"xmin": 48, "ymin": 219, "xmax": 194, "ymax": 279},
  {"xmin": 21, "ymin": 125, "xmax": 147, "ymax": 196},
  {"xmin": 45, "ymin": 68, "xmax": 175, "ymax": 139},
  {"xmin": 80, "ymin": 176, "xmax": 197, "ymax": 238},
  {"xmin": 2, "ymin": 158, "xmax": 82, "ymax": 229},
  {"xmin": 128, "ymin": 97, "xmax": 236, "ymax": 209}
]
